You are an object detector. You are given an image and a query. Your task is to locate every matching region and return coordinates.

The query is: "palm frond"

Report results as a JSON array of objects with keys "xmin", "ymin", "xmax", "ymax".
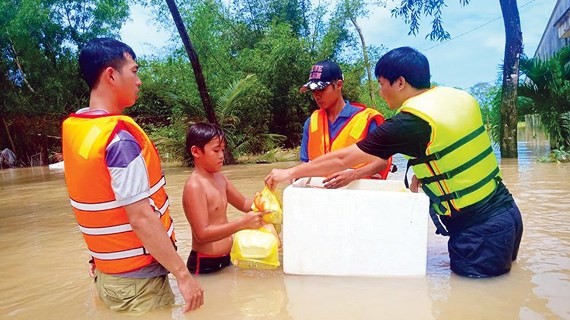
[{"xmin": 216, "ymin": 74, "xmax": 257, "ymax": 127}]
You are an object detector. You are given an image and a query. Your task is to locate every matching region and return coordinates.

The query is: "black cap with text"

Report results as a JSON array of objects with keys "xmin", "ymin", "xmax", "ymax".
[{"xmin": 300, "ymin": 60, "xmax": 344, "ymax": 92}]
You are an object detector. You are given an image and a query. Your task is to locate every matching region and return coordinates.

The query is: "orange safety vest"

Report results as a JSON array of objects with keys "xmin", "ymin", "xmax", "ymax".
[
  {"xmin": 62, "ymin": 113, "xmax": 175, "ymax": 274},
  {"xmin": 307, "ymin": 102, "xmax": 392, "ymax": 179}
]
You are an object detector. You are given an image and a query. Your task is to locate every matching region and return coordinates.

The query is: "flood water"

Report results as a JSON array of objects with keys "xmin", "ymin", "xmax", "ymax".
[{"xmin": 1, "ymin": 128, "xmax": 569, "ymax": 320}]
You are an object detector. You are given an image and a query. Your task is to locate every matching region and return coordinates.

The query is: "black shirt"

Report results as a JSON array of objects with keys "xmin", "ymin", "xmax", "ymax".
[
  {"xmin": 357, "ymin": 112, "xmax": 431, "ymax": 160},
  {"xmin": 356, "ymin": 112, "xmax": 514, "ymax": 233}
]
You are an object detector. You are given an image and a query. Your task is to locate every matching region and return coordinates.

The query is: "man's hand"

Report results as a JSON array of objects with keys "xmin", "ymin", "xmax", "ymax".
[
  {"xmin": 410, "ymin": 175, "xmax": 421, "ymax": 193},
  {"xmin": 264, "ymin": 168, "xmax": 293, "ymax": 190},
  {"xmin": 323, "ymin": 169, "xmax": 356, "ymax": 189},
  {"xmin": 125, "ymin": 199, "xmax": 204, "ymax": 312},
  {"xmin": 88, "ymin": 259, "xmax": 96, "ymax": 278},
  {"xmin": 176, "ymin": 273, "xmax": 204, "ymax": 312}
]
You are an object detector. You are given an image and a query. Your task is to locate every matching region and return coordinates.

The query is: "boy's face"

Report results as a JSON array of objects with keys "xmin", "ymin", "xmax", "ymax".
[
  {"xmin": 311, "ymin": 80, "xmax": 342, "ymax": 111},
  {"xmin": 114, "ymin": 53, "xmax": 141, "ymax": 108},
  {"xmin": 193, "ymin": 137, "xmax": 225, "ymax": 172}
]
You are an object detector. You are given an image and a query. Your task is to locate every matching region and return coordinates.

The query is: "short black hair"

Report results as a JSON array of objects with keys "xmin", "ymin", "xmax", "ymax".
[
  {"xmin": 374, "ymin": 47, "xmax": 431, "ymax": 89},
  {"xmin": 78, "ymin": 38, "xmax": 137, "ymax": 89},
  {"xmin": 185, "ymin": 122, "xmax": 226, "ymax": 159}
]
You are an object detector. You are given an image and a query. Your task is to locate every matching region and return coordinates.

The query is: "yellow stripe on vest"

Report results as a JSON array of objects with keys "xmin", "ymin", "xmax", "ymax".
[
  {"xmin": 310, "ymin": 113, "xmax": 319, "ymax": 133},
  {"xmin": 349, "ymin": 117, "xmax": 367, "ymax": 139},
  {"xmin": 79, "ymin": 126, "xmax": 102, "ymax": 159}
]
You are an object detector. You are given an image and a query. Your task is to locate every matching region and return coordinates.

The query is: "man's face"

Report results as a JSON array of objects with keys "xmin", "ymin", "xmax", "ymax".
[
  {"xmin": 115, "ymin": 53, "xmax": 141, "ymax": 108},
  {"xmin": 378, "ymin": 77, "xmax": 401, "ymax": 110},
  {"xmin": 311, "ymin": 81, "xmax": 340, "ymax": 111}
]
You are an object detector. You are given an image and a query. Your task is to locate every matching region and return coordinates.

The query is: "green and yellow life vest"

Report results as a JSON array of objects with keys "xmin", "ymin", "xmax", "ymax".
[{"xmin": 399, "ymin": 87, "xmax": 501, "ymax": 216}]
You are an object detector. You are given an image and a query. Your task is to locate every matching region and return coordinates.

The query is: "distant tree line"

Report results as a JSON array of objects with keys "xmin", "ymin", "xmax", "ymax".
[{"xmin": 1, "ymin": 0, "xmax": 564, "ymax": 166}]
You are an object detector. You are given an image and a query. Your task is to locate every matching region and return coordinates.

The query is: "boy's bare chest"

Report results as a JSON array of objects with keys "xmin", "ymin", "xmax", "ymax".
[{"xmin": 204, "ymin": 179, "xmax": 228, "ymax": 217}]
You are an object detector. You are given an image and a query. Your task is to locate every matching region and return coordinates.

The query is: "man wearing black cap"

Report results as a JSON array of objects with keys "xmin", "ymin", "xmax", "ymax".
[{"xmin": 299, "ymin": 60, "xmax": 391, "ymax": 188}]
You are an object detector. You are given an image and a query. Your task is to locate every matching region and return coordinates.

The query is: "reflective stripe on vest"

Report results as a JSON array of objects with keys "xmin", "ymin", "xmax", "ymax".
[
  {"xmin": 307, "ymin": 102, "xmax": 392, "ymax": 179},
  {"xmin": 70, "ymin": 176, "xmax": 166, "ymax": 211},
  {"xmin": 62, "ymin": 114, "xmax": 175, "ymax": 274},
  {"xmin": 89, "ymin": 223, "xmax": 174, "ymax": 260},
  {"xmin": 78, "ymin": 197, "xmax": 170, "ymax": 235},
  {"xmin": 399, "ymin": 87, "xmax": 501, "ymax": 216}
]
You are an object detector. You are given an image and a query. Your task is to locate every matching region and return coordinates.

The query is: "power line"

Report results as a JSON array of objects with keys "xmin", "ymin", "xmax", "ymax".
[{"xmin": 422, "ymin": 0, "xmax": 541, "ymax": 52}]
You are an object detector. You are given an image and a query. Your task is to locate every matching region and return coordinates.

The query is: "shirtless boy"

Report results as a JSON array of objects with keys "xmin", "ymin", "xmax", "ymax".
[{"xmin": 183, "ymin": 122, "xmax": 265, "ymax": 274}]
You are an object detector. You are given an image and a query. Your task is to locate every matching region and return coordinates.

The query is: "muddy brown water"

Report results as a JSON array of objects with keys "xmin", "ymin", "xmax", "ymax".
[{"xmin": 1, "ymin": 128, "xmax": 569, "ymax": 319}]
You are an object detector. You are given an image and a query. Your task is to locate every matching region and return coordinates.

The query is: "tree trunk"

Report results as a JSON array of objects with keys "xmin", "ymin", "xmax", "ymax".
[
  {"xmin": 164, "ymin": 0, "xmax": 236, "ymax": 164},
  {"xmin": 1, "ymin": 116, "xmax": 17, "ymax": 153},
  {"xmin": 499, "ymin": 0, "xmax": 522, "ymax": 158},
  {"xmin": 349, "ymin": 17, "xmax": 375, "ymax": 102}
]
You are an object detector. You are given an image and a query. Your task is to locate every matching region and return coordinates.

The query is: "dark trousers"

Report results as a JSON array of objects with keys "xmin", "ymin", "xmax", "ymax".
[{"xmin": 448, "ymin": 202, "xmax": 523, "ymax": 278}]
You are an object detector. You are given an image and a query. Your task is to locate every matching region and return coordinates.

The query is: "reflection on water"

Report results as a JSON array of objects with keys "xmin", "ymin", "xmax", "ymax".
[{"xmin": 1, "ymin": 126, "xmax": 569, "ymax": 319}]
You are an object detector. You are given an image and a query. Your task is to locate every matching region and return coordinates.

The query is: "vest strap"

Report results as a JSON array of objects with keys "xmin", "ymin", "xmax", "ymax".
[
  {"xmin": 428, "ymin": 207, "xmax": 449, "ymax": 236},
  {"xmin": 408, "ymin": 125, "xmax": 486, "ymax": 166},
  {"xmin": 404, "ymin": 161, "xmax": 412, "ymax": 189},
  {"xmin": 419, "ymin": 145, "xmax": 494, "ymax": 185},
  {"xmin": 437, "ymin": 166, "xmax": 500, "ymax": 202}
]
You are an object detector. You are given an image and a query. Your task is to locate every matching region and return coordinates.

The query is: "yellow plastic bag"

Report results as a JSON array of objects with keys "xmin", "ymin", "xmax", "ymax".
[
  {"xmin": 231, "ymin": 225, "xmax": 280, "ymax": 269},
  {"xmin": 252, "ymin": 186, "xmax": 283, "ymax": 225}
]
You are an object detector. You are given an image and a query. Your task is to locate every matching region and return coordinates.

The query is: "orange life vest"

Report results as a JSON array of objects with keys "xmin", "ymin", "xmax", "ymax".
[
  {"xmin": 62, "ymin": 113, "xmax": 175, "ymax": 274},
  {"xmin": 307, "ymin": 102, "xmax": 392, "ymax": 179}
]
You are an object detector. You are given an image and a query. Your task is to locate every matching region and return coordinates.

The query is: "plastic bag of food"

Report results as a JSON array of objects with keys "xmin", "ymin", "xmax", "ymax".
[
  {"xmin": 231, "ymin": 225, "xmax": 280, "ymax": 269},
  {"xmin": 252, "ymin": 186, "xmax": 283, "ymax": 225}
]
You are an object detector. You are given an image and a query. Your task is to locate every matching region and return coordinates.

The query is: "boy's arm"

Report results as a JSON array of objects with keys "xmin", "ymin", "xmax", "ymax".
[
  {"xmin": 125, "ymin": 199, "xmax": 203, "ymax": 312},
  {"xmin": 183, "ymin": 179, "xmax": 263, "ymax": 244},
  {"xmin": 226, "ymin": 177, "xmax": 253, "ymax": 212}
]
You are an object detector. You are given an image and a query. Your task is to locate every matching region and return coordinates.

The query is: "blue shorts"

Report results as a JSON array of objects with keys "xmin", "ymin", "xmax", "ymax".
[{"xmin": 448, "ymin": 202, "xmax": 523, "ymax": 278}]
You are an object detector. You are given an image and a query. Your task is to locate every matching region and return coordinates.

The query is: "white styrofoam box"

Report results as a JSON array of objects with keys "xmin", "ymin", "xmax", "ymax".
[{"xmin": 283, "ymin": 177, "xmax": 429, "ymax": 277}]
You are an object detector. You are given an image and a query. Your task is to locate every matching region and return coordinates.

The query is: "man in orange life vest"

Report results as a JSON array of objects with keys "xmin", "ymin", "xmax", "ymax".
[
  {"xmin": 61, "ymin": 38, "xmax": 203, "ymax": 313},
  {"xmin": 299, "ymin": 60, "xmax": 390, "ymax": 188}
]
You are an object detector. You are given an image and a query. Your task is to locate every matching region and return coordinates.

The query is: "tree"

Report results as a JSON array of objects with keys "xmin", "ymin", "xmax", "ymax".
[
  {"xmin": 518, "ymin": 47, "xmax": 570, "ymax": 150},
  {"xmin": 337, "ymin": 0, "xmax": 386, "ymax": 102},
  {"xmin": 122, "ymin": 0, "xmax": 368, "ymax": 154},
  {"xmin": 498, "ymin": 0, "xmax": 522, "ymax": 158},
  {"xmin": 0, "ymin": 0, "xmax": 130, "ymax": 164},
  {"xmin": 391, "ymin": 0, "xmax": 523, "ymax": 158},
  {"xmin": 163, "ymin": 0, "xmax": 235, "ymax": 163}
]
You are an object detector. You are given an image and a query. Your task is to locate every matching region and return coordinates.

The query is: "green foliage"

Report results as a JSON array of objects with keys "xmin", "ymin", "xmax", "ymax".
[
  {"xmin": 488, "ymin": 85, "xmax": 503, "ymax": 145},
  {"xmin": 0, "ymin": 0, "xmax": 130, "ymax": 163},
  {"xmin": 3, "ymin": 0, "xmax": 399, "ymax": 165},
  {"xmin": 538, "ymin": 147, "xmax": 570, "ymax": 163},
  {"xmin": 469, "ymin": 82, "xmax": 498, "ymax": 131},
  {"xmin": 146, "ymin": 117, "xmax": 188, "ymax": 164},
  {"xmin": 391, "ymin": 0, "xmax": 470, "ymax": 40},
  {"xmin": 518, "ymin": 47, "xmax": 570, "ymax": 149}
]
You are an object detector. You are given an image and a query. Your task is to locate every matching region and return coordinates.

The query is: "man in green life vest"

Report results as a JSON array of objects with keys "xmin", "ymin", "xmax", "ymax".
[{"xmin": 265, "ymin": 46, "xmax": 523, "ymax": 278}]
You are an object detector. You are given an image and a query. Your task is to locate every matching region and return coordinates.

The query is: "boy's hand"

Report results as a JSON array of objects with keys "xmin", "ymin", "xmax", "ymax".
[{"xmin": 241, "ymin": 211, "xmax": 264, "ymax": 229}]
